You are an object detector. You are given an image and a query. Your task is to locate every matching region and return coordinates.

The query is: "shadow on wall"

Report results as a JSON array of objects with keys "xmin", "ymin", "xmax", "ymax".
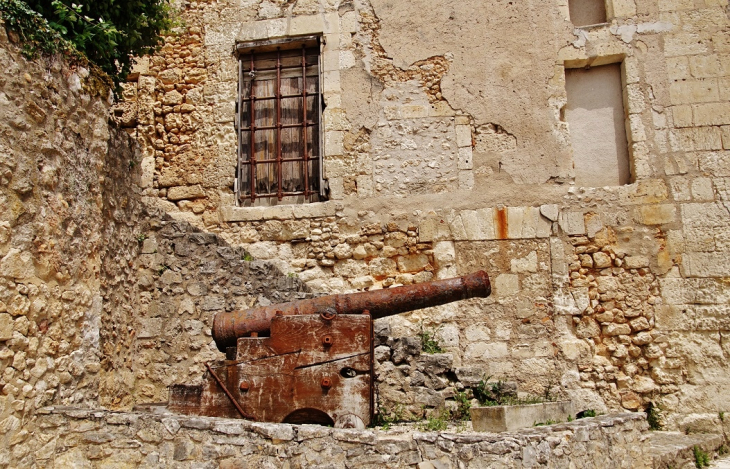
[{"xmin": 102, "ymin": 211, "xmax": 317, "ymax": 409}]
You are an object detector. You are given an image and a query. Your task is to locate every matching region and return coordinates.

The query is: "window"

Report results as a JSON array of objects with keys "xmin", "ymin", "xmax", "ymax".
[
  {"xmin": 565, "ymin": 63, "xmax": 630, "ymax": 186},
  {"xmin": 235, "ymin": 37, "xmax": 324, "ymax": 205},
  {"xmin": 568, "ymin": 0, "xmax": 607, "ymax": 27}
]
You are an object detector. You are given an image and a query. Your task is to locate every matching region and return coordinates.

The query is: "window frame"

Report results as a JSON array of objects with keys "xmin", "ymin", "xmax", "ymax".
[
  {"xmin": 234, "ymin": 35, "xmax": 325, "ymax": 206},
  {"xmin": 563, "ymin": 59, "xmax": 633, "ymax": 187}
]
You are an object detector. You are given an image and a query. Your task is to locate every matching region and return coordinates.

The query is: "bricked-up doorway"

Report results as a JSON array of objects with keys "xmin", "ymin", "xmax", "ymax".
[
  {"xmin": 568, "ymin": 0, "xmax": 607, "ymax": 27},
  {"xmin": 236, "ymin": 36, "xmax": 324, "ymax": 205},
  {"xmin": 565, "ymin": 63, "xmax": 631, "ymax": 187}
]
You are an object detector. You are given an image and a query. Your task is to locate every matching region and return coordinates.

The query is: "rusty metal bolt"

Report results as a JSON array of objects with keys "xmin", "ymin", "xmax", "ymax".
[
  {"xmin": 239, "ymin": 382, "xmax": 250, "ymax": 392},
  {"xmin": 321, "ymin": 378, "xmax": 332, "ymax": 389},
  {"xmin": 322, "ymin": 335, "xmax": 333, "ymax": 346},
  {"xmin": 362, "ymin": 309, "xmax": 370, "ymax": 316}
]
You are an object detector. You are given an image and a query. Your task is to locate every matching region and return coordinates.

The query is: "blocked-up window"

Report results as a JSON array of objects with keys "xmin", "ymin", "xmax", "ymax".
[
  {"xmin": 569, "ymin": 0, "xmax": 607, "ymax": 27},
  {"xmin": 236, "ymin": 37, "xmax": 324, "ymax": 205},
  {"xmin": 565, "ymin": 64, "xmax": 630, "ymax": 187}
]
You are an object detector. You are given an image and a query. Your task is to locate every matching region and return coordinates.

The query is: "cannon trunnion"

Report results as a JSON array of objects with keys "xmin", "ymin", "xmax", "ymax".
[{"xmin": 168, "ymin": 271, "xmax": 491, "ymax": 428}]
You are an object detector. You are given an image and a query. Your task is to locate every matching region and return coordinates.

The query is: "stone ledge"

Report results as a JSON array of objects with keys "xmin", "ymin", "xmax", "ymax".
[
  {"xmin": 27, "ymin": 408, "xmax": 652, "ymax": 468},
  {"xmin": 471, "ymin": 401, "xmax": 575, "ymax": 432},
  {"xmin": 221, "ymin": 202, "xmax": 338, "ymax": 222},
  {"xmin": 648, "ymin": 431, "xmax": 725, "ymax": 469}
]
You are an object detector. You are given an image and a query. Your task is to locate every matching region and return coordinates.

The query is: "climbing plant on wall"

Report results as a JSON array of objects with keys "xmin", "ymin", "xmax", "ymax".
[{"xmin": 0, "ymin": 0, "xmax": 175, "ymax": 86}]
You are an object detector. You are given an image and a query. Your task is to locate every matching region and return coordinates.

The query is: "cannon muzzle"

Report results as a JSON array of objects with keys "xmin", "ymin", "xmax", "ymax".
[{"xmin": 212, "ymin": 270, "xmax": 490, "ymax": 352}]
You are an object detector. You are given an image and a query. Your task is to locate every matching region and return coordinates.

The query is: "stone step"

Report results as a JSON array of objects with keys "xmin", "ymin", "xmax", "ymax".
[
  {"xmin": 648, "ymin": 431, "xmax": 725, "ymax": 469},
  {"xmin": 710, "ymin": 454, "xmax": 730, "ymax": 469}
]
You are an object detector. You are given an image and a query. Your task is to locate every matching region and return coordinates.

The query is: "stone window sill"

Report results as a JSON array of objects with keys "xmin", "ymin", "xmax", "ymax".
[
  {"xmin": 575, "ymin": 22, "xmax": 610, "ymax": 30},
  {"xmin": 220, "ymin": 201, "xmax": 341, "ymax": 222}
]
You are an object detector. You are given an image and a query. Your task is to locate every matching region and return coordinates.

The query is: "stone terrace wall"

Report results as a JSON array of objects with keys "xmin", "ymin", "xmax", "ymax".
[
  {"xmin": 0, "ymin": 21, "xmax": 146, "ymax": 460},
  {"xmin": 23, "ymin": 408, "xmax": 651, "ymax": 468}
]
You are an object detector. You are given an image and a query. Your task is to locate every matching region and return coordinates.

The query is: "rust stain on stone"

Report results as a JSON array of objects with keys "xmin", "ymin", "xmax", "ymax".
[{"xmin": 495, "ymin": 207, "xmax": 508, "ymax": 240}]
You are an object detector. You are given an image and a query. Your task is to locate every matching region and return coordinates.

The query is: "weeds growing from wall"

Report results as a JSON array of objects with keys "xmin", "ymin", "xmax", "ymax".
[
  {"xmin": 417, "ymin": 408, "xmax": 450, "ymax": 432},
  {"xmin": 419, "ymin": 323, "xmax": 443, "ymax": 354},
  {"xmin": 646, "ymin": 402, "xmax": 662, "ymax": 431},
  {"xmin": 472, "ymin": 376, "xmax": 547, "ymax": 407},
  {"xmin": 372, "ymin": 404, "xmax": 406, "ymax": 430},
  {"xmin": 577, "ymin": 409, "xmax": 597, "ymax": 419},
  {"xmin": 693, "ymin": 445, "xmax": 710, "ymax": 468},
  {"xmin": 452, "ymin": 388, "xmax": 471, "ymax": 421}
]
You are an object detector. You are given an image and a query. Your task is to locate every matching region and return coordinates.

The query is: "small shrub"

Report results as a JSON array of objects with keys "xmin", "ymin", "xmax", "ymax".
[
  {"xmin": 419, "ymin": 323, "xmax": 443, "ymax": 354},
  {"xmin": 0, "ymin": 0, "xmax": 72, "ymax": 59},
  {"xmin": 10, "ymin": 0, "xmax": 178, "ymax": 86},
  {"xmin": 473, "ymin": 375, "xmax": 500, "ymax": 406},
  {"xmin": 452, "ymin": 388, "xmax": 471, "ymax": 421},
  {"xmin": 693, "ymin": 445, "xmax": 710, "ymax": 468},
  {"xmin": 418, "ymin": 409, "xmax": 449, "ymax": 432},
  {"xmin": 577, "ymin": 409, "xmax": 596, "ymax": 419},
  {"xmin": 242, "ymin": 253, "xmax": 254, "ymax": 261},
  {"xmin": 136, "ymin": 233, "xmax": 147, "ymax": 243},
  {"xmin": 719, "ymin": 411, "xmax": 725, "ymax": 422},
  {"xmin": 646, "ymin": 402, "xmax": 662, "ymax": 431}
]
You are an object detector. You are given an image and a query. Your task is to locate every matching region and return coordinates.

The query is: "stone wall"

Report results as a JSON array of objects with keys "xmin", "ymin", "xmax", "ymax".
[
  {"xmin": 115, "ymin": 0, "xmax": 730, "ymax": 431},
  {"xmin": 127, "ymin": 217, "xmax": 313, "ymax": 405},
  {"xmin": 0, "ymin": 18, "xmax": 328, "ymax": 461},
  {"xmin": 0, "ymin": 20, "xmax": 146, "ymax": 459},
  {"xmin": 22, "ymin": 407, "xmax": 651, "ymax": 468},
  {"xmin": 2, "ymin": 0, "xmax": 728, "ymax": 465}
]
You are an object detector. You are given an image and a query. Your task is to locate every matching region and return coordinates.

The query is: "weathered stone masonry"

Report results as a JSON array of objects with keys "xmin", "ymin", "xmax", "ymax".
[
  {"xmin": 0, "ymin": 22, "xmax": 324, "ymax": 466},
  {"xmin": 2, "ymin": 0, "xmax": 730, "ymax": 466},
  {"xmin": 28, "ymin": 408, "xmax": 652, "ymax": 468},
  {"xmin": 111, "ymin": 0, "xmax": 730, "ymax": 434}
]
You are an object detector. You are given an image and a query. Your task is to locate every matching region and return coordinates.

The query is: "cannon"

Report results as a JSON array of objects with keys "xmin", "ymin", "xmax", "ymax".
[{"xmin": 168, "ymin": 271, "xmax": 491, "ymax": 428}]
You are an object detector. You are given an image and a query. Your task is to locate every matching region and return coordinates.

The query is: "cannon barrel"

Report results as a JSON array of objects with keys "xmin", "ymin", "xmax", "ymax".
[{"xmin": 212, "ymin": 270, "xmax": 490, "ymax": 352}]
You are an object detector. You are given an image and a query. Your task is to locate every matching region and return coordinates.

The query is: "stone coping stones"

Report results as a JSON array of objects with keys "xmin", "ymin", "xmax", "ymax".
[
  {"xmin": 471, "ymin": 400, "xmax": 575, "ymax": 432},
  {"xmin": 648, "ymin": 431, "xmax": 725, "ymax": 469},
  {"xmin": 27, "ymin": 407, "xmax": 654, "ymax": 468}
]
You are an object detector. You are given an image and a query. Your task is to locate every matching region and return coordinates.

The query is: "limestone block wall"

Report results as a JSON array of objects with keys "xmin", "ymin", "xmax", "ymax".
[{"xmin": 116, "ymin": 0, "xmax": 730, "ymax": 431}]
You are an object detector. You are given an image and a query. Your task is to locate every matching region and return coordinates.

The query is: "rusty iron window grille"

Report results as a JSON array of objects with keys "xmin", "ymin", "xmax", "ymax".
[{"xmin": 235, "ymin": 37, "xmax": 325, "ymax": 205}]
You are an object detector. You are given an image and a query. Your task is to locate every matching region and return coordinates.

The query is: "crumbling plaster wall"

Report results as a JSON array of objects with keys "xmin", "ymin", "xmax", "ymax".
[{"xmin": 118, "ymin": 0, "xmax": 730, "ymax": 431}]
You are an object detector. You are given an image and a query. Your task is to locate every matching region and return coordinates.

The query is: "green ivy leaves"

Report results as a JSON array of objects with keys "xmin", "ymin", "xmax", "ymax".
[{"xmin": 1, "ymin": 0, "xmax": 176, "ymax": 88}]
